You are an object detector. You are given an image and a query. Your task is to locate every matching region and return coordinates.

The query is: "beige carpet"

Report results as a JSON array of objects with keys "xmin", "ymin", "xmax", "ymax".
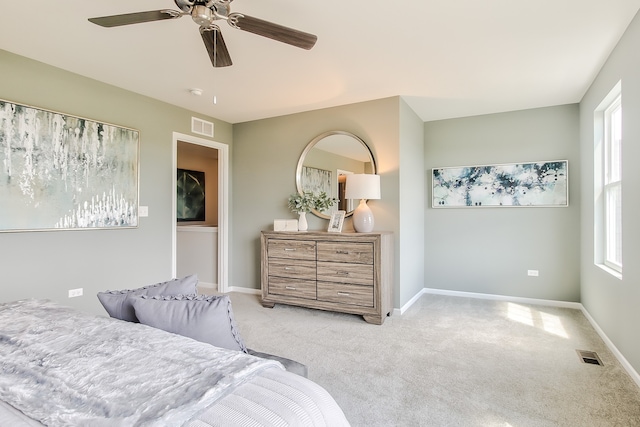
[{"xmin": 223, "ymin": 291, "xmax": 640, "ymax": 427}]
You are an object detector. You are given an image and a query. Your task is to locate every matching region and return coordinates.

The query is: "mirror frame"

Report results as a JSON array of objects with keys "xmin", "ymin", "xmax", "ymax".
[{"xmin": 295, "ymin": 130, "xmax": 377, "ymax": 219}]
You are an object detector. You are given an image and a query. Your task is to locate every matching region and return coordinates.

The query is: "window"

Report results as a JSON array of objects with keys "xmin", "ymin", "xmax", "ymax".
[
  {"xmin": 603, "ymin": 95, "xmax": 622, "ymax": 272},
  {"xmin": 595, "ymin": 81, "xmax": 622, "ymax": 277}
]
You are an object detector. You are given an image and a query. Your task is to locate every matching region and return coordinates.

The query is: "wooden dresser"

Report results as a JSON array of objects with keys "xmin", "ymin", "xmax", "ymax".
[{"xmin": 260, "ymin": 231, "xmax": 393, "ymax": 324}]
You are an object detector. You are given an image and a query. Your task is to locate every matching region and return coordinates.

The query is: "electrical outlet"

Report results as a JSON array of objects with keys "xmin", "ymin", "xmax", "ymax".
[
  {"xmin": 139, "ymin": 206, "xmax": 149, "ymax": 217},
  {"xmin": 527, "ymin": 270, "xmax": 539, "ymax": 277},
  {"xmin": 68, "ymin": 288, "xmax": 83, "ymax": 298}
]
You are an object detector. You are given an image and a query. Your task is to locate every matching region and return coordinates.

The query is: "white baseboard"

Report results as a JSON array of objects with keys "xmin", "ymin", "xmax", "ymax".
[
  {"xmin": 394, "ymin": 289, "xmax": 428, "ymax": 316},
  {"xmin": 579, "ymin": 306, "xmax": 640, "ymax": 389},
  {"xmin": 397, "ymin": 287, "xmax": 640, "ymax": 388},
  {"xmin": 198, "ymin": 284, "xmax": 260, "ymax": 296},
  {"xmin": 422, "ymin": 287, "xmax": 583, "ymax": 309},
  {"xmin": 196, "ymin": 282, "xmax": 216, "ymax": 289},
  {"xmin": 228, "ymin": 286, "xmax": 261, "ymax": 295}
]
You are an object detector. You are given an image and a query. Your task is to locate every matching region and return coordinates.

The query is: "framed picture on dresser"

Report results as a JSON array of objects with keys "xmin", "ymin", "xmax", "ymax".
[{"xmin": 328, "ymin": 210, "xmax": 345, "ymax": 232}]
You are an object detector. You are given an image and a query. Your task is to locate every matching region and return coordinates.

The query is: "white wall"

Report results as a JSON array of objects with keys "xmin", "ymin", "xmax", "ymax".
[
  {"xmin": 424, "ymin": 104, "xmax": 581, "ymax": 301},
  {"xmin": 579, "ymin": 10, "xmax": 640, "ymax": 376}
]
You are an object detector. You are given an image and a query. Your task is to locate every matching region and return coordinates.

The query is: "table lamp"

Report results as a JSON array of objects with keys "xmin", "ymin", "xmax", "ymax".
[{"xmin": 345, "ymin": 174, "xmax": 381, "ymax": 233}]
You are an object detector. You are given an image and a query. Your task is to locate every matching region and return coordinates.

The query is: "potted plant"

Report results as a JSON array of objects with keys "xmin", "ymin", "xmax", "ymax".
[{"xmin": 288, "ymin": 191, "xmax": 337, "ymax": 231}]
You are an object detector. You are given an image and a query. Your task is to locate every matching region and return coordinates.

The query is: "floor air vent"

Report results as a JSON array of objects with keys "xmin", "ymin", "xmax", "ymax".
[{"xmin": 576, "ymin": 350, "xmax": 603, "ymax": 366}]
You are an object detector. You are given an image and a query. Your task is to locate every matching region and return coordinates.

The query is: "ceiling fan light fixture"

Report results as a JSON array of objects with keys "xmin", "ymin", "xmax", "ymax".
[{"xmin": 191, "ymin": 5, "xmax": 214, "ymax": 26}]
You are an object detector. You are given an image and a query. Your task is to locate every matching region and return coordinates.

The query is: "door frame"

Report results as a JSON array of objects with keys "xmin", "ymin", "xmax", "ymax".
[{"xmin": 171, "ymin": 132, "xmax": 229, "ymax": 293}]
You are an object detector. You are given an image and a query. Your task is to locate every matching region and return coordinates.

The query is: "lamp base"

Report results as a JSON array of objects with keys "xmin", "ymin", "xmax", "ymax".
[{"xmin": 352, "ymin": 199, "xmax": 374, "ymax": 233}]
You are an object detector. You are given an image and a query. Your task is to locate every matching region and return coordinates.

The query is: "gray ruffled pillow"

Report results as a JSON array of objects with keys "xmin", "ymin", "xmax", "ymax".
[
  {"xmin": 97, "ymin": 274, "xmax": 198, "ymax": 322},
  {"xmin": 131, "ymin": 294, "xmax": 248, "ymax": 353}
]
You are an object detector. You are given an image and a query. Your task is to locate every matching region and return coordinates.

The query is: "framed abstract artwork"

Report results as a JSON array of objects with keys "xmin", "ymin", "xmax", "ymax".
[
  {"xmin": 301, "ymin": 166, "xmax": 332, "ymax": 197},
  {"xmin": 0, "ymin": 99, "xmax": 139, "ymax": 232},
  {"xmin": 177, "ymin": 168, "xmax": 205, "ymax": 222},
  {"xmin": 432, "ymin": 160, "xmax": 568, "ymax": 208}
]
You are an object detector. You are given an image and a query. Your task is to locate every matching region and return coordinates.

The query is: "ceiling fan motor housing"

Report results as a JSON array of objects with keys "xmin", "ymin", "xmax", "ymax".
[{"xmin": 175, "ymin": 0, "xmax": 231, "ymax": 16}]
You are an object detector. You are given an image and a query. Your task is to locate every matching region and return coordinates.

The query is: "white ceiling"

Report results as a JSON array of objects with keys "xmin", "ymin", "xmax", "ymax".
[{"xmin": 1, "ymin": 1, "xmax": 639, "ymax": 124}]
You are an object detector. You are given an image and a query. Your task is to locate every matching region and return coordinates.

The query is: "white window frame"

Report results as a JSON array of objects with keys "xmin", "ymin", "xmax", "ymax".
[
  {"xmin": 594, "ymin": 81, "xmax": 622, "ymax": 278},
  {"xmin": 603, "ymin": 95, "xmax": 622, "ymax": 272}
]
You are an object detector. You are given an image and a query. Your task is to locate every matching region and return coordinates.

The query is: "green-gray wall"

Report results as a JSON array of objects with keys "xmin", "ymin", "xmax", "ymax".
[
  {"xmin": 231, "ymin": 97, "xmax": 426, "ymax": 309},
  {"xmin": 424, "ymin": 104, "xmax": 581, "ymax": 301},
  {"xmin": 0, "ymin": 49, "xmax": 232, "ymax": 314},
  {"xmin": 399, "ymin": 100, "xmax": 426, "ymax": 305},
  {"xmin": 579, "ymin": 10, "xmax": 640, "ymax": 377},
  {"xmin": 233, "ymin": 97, "xmax": 406, "ymax": 307}
]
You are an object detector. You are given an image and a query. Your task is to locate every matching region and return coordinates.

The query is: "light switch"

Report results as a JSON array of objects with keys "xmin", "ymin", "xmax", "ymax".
[{"xmin": 139, "ymin": 206, "xmax": 149, "ymax": 217}]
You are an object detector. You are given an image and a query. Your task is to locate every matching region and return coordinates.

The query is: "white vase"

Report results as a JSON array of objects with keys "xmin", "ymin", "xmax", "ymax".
[{"xmin": 298, "ymin": 212, "xmax": 308, "ymax": 231}]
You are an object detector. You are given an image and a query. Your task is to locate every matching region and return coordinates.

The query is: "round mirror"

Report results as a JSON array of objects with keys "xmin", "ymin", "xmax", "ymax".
[{"xmin": 296, "ymin": 131, "xmax": 377, "ymax": 219}]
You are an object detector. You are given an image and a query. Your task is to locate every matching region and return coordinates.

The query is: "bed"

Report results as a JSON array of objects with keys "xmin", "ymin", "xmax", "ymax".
[{"xmin": 0, "ymin": 298, "xmax": 349, "ymax": 426}]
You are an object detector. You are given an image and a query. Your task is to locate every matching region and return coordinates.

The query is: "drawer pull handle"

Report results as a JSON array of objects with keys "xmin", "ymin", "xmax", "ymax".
[
  {"xmin": 284, "ymin": 248, "xmax": 296, "ymax": 251},
  {"xmin": 285, "ymin": 286, "xmax": 297, "ymax": 290},
  {"xmin": 284, "ymin": 267, "xmax": 293, "ymax": 270},
  {"xmin": 337, "ymin": 292, "xmax": 350, "ymax": 296},
  {"xmin": 336, "ymin": 250, "xmax": 350, "ymax": 254},
  {"xmin": 337, "ymin": 271, "xmax": 350, "ymax": 276}
]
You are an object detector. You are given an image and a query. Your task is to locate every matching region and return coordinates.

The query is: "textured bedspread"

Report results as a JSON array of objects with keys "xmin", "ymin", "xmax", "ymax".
[{"xmin": 0, "ymin": 299, "xmax": 281, "ymax": 426}]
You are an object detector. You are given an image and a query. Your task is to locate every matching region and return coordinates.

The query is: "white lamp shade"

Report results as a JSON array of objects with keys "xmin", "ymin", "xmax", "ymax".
[{"xmin": 345, "ymin": 174, "xmax": 381, "ymax": 200}]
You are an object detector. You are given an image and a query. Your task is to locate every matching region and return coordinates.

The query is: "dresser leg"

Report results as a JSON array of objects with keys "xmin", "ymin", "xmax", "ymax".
[
  {"xmin": 363, "ymin": 315, "xmax": 384, "ymax": 325},
  {"xmin": 261, "ymin": 301, "xmax": 275, "ymax": 308}
]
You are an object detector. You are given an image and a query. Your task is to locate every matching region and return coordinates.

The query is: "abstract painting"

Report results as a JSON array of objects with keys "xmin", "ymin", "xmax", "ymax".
[
  {"xmin": 301, "ymin": 166, "xmax": 332, "ymax": 196},
  {"xmin": 432, "ymin": 160, "xmax": 568, "ymax": 207},
  {"xmin": 0, "ymin": 99, "xmax": 139, "ymax": 231},
  {"xmin": 177, "ymin": 168, "xmax": 205, "ymax": 222}
]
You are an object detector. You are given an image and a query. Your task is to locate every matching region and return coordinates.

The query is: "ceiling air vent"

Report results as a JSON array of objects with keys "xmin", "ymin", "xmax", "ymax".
[
  {"xmin": 191, "ymin": 117, "xmax": 214, "ymax": 138},
  {"xmin": 576, "ymin": 350, "xmax": 603, "ymax": 366}
]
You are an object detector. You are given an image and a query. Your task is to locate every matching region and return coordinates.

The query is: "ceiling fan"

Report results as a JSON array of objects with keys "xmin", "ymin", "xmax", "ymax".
[{"xmin": 88, "ymin": 0, "xmax": 317, "ymax": 68}]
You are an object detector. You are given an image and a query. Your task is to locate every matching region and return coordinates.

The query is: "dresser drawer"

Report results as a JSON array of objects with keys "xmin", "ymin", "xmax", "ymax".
[
  {"xmin": 317, "ymin": 261, "xmax": 373, "ymax": 286},
  {"xmin": 317, "ymin": 282, "xmax": 374, "ymax": 307},
  {"xmin": 269, "ymin": 277, "xmax": 317, "ymax": 300},
  {"xmin": 317, "ymin": 242, "xmax": 373, "ymax": 264},
  {"xmin": 268, "ymin": 259, "xmax": 316, "ymax": 280},
  {"xmin": 268, "ymin": 239, "xmax": 316, "ymax": 260}
]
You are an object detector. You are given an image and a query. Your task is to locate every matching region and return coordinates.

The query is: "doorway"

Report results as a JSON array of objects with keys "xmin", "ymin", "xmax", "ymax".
[{"xmin": 172, "ymin": 132, "xmax": 229, "ymax": 293}]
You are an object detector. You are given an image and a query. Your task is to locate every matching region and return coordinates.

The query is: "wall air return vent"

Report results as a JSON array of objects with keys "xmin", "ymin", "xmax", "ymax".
[{"xmin": 191, "ymin": 117, "xmax": 214, "ymax": 138}]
